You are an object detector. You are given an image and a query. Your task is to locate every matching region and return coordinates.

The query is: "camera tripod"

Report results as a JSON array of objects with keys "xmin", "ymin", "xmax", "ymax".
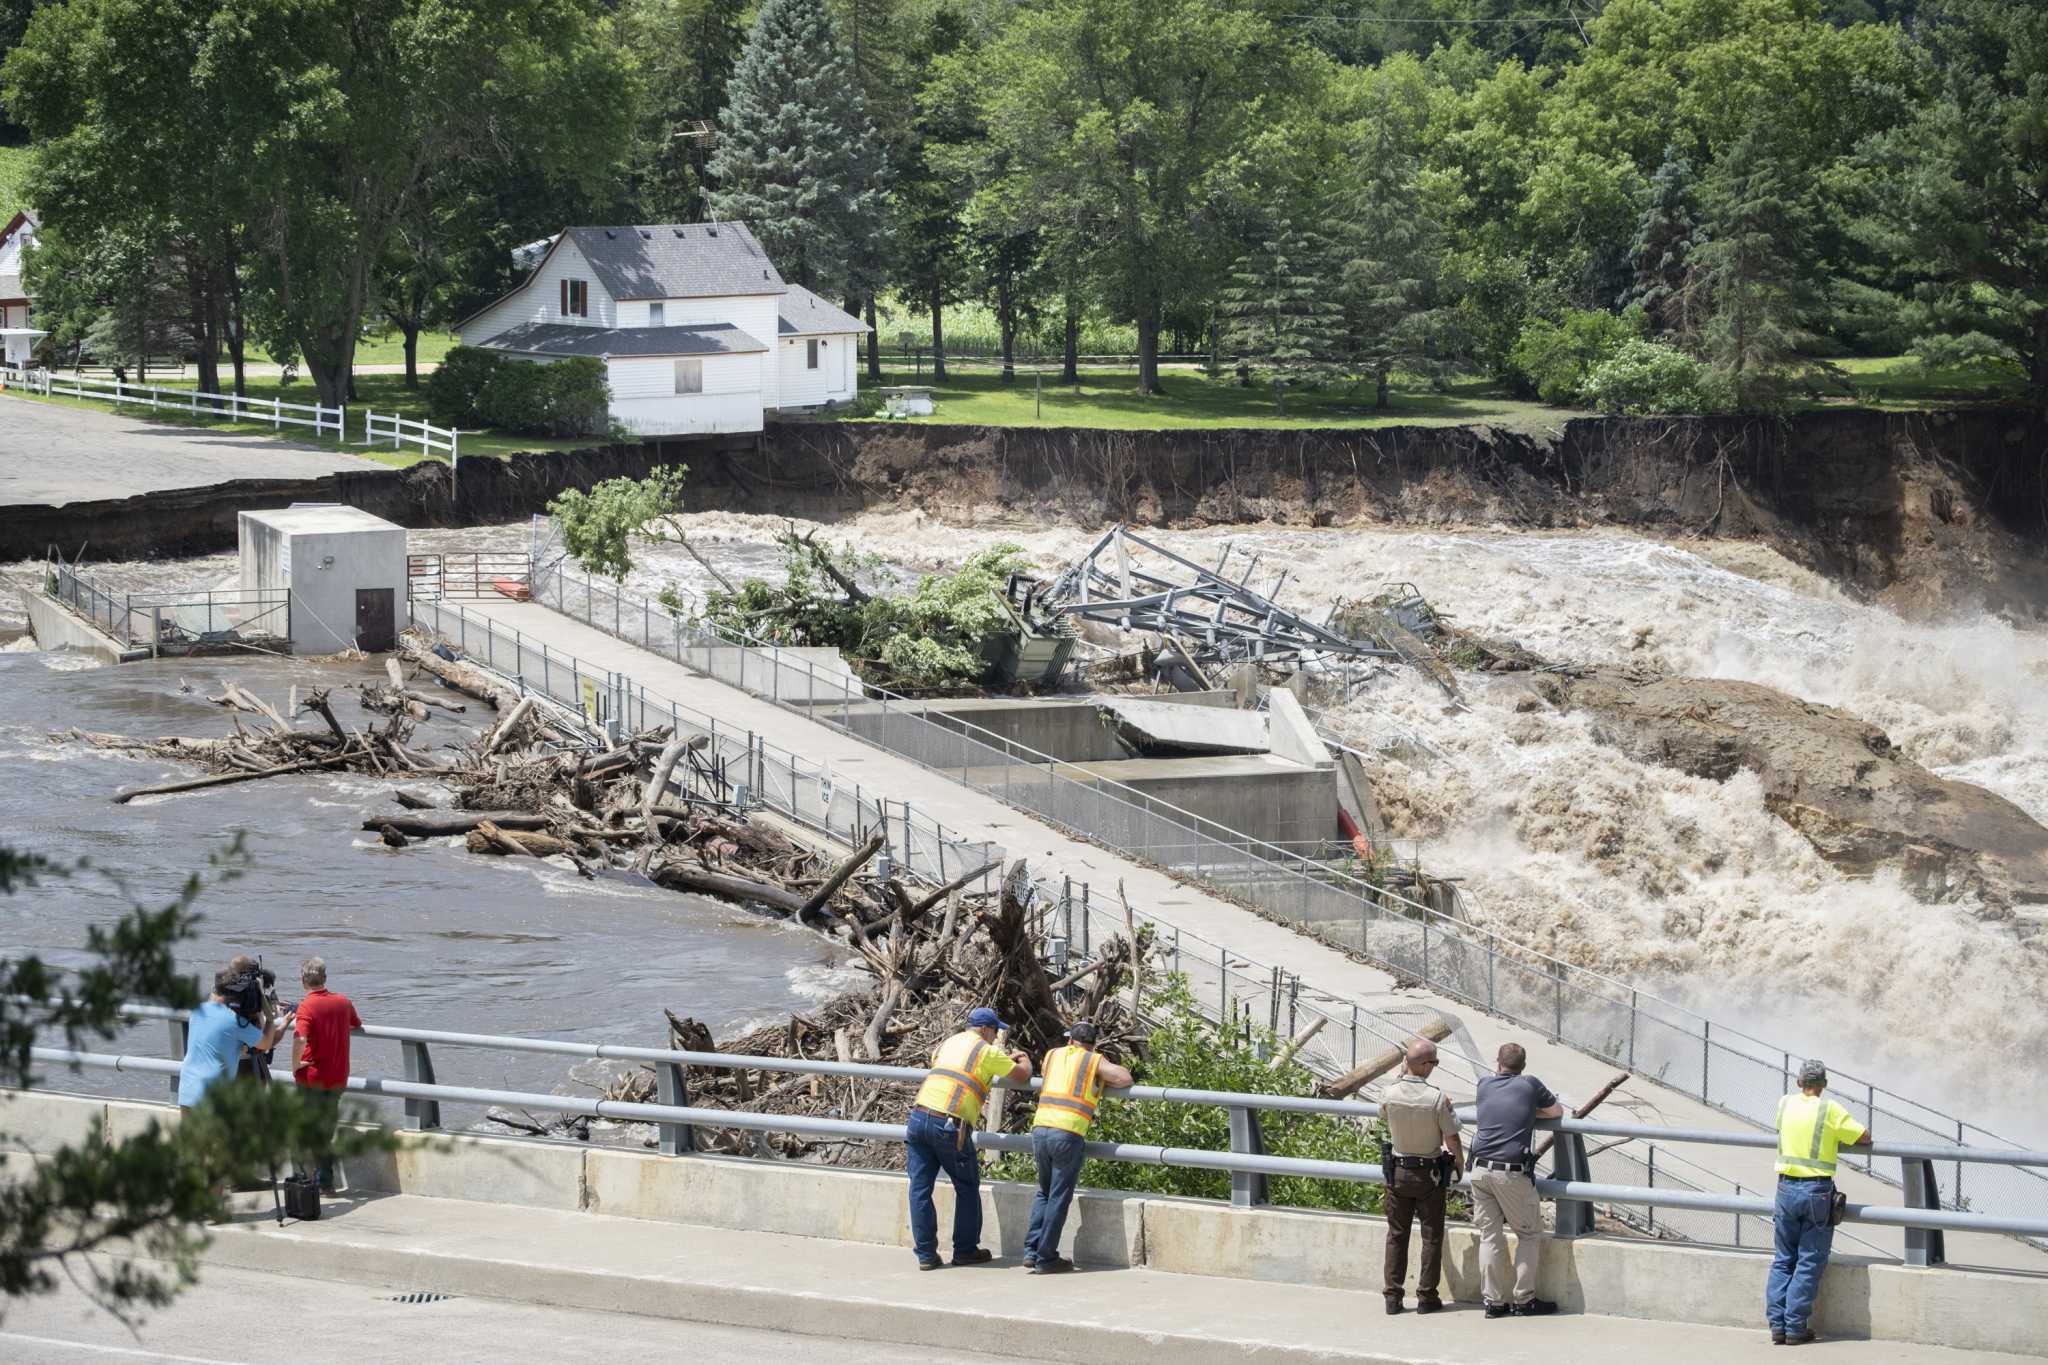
[{"xmin": 249, "ymin": 1045, "xmax": 288, "ymax": 1226}]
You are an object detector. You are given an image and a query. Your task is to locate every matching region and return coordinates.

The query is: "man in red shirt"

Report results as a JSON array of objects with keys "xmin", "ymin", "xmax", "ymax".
[{"xmin": 292, "ymin": 957, "xmax": 362, "ymax": 1194}]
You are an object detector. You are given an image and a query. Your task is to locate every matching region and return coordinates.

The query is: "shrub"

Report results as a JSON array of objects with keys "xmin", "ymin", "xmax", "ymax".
[
  {"xmin": 425, "ymin": 345, "xmax": 501, "ymax": 426},
  {"xmin": 537, "ymin": 357, "xmax": 612, "ymax": 436},
  {"xmin": 1581, "ymin": 339, "xmax": 1722, "ymax": 414},
  {"xmin": 986, "ymin": 980, "xmax": 1397, "ymax": 1216},
  {"xmin": 477, "ymin": 360, "xmax": 551, "ymax": 433},
  {"xmin": 1508, "ymin": 306, "xmax": 1645, "ymax": 405}
]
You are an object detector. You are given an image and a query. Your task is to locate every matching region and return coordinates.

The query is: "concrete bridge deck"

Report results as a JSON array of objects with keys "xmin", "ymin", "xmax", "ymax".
[
  {"xmin": 188, "ymin": 1190, "xmax": 2029, "ymax": 1365},
  {"xmin": 456, "ymin": 597, "xmax": 2044, "ymax": 1272}
]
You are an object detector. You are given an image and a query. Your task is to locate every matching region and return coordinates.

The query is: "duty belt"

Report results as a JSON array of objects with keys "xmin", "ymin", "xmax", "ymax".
[
  {"xmin": 1388, "ymin": 1154, "xmax": 1440, "ymax": 1168},
  {"xmin": 1475, "ymin": 1159, "xmax": 1529, "ymax": 1173}
]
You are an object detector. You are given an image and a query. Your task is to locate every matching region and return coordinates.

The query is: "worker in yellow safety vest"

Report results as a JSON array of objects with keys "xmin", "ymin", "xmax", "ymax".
[
  {"xmin": 1024, "ymin": 1020, "xmax": 1133, "ymax": 1274},
  {"xmin": 1765, "ymin": 1058, "xmax": 1871, "ymax": 1346},
  {"xmin": 906, "ymin": 1006, "xmax": 1032, "ymax": 1270}
]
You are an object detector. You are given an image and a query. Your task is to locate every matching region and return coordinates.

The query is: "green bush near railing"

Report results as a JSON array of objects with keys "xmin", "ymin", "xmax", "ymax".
[{"xmin": 988, "ymin": 979, "xmax": 1401, "ymax": 1216}]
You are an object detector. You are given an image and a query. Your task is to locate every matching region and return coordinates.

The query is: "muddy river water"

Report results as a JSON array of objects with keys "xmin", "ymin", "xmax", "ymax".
[{"xmin": 0, "ymin": 644, "xmax": 857, "ymax": 1124}]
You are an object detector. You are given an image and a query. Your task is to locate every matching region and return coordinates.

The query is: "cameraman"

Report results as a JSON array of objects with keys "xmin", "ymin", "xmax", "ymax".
[{"xmin": 178, "ymin": 961, "xmax": 290, "ymax": 1109}]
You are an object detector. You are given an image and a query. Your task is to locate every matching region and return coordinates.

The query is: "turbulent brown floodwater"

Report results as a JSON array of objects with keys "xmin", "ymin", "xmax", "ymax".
[
  {"xmin": 565, "ymin": 509, "xmax": 2048, "ymax": 1141},
  {"xmin": 0, "ymin": 641, "xmax": 859, "ymax": 1131},
  {"xmin": 10, "ymin": 510, "xmax": 2046, "ymax": 1143}
]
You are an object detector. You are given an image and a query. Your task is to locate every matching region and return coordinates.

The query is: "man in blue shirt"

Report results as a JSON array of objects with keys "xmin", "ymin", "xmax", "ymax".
[
  {"xmin": 1470, "ymin": 1042, "xmax": 1565, "ymax": 1319},
  {"xmin": 178, "ymin": 965, "xmax": 289, "ymax": 1109}
]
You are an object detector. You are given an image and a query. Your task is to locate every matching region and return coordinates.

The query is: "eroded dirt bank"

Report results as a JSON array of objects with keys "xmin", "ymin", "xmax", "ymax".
[
  {"xmin": 7, "ymin": 411, "xmax": 2043, "ymax": 621},
  {"xmin": 763, "ymin": 410, "xmax": 2048, "ymax": 619}
]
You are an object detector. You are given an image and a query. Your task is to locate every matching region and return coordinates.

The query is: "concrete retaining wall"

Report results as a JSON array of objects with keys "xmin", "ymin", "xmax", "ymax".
[
  {"xmin": 20, "ymin": 590, "xmax": 149, "ymax": 664},
  {"xmin": 5, "ymin": 1088, "xmax": 2040, "ymax": 1356}
]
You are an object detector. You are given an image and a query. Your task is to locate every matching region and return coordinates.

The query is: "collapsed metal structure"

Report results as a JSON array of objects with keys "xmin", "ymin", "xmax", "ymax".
[{"xmin": 1034, "ymin": 525, "xmax": 1397, "ymax": 685}]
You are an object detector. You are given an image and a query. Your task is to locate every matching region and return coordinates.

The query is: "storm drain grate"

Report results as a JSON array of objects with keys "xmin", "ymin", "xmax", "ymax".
[{"xmin": 382, "ymin": 1291, "xmax": 458, "ymax": 1304}]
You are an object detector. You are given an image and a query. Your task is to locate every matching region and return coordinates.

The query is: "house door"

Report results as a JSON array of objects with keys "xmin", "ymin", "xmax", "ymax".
[{"xmin": 354, "ymin": 588, "xmax": 396, "ymax": 652}]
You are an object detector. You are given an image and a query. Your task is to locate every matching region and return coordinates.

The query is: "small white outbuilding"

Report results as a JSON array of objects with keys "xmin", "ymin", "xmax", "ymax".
[{"xmin": 238, "ymin": 505, "xmax": 408, "ymax": 654}]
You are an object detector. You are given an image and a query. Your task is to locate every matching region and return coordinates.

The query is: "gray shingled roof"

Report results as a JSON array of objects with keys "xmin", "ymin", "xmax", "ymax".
[
  {"xmin": 478, "ymin": 321, "xmax": 768, "ymax": 359},
  {"xmin": 777, "ymin": 283, "xmax": 870, "ymax": 337},
  {"xmin": 565, "ymin": 222, "xmax": 786, "ymax": 301}
]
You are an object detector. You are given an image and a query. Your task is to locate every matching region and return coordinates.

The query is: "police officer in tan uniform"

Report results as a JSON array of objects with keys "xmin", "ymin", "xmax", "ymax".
[{"xmin": 1379, "ymin": 1037, "xmax": 1463, "ymax": 1314}]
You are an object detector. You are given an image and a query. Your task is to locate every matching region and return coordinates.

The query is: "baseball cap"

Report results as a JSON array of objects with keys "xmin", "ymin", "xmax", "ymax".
[
  {"xmin": 967, "ymin": 1007, "xmax": 1008, "ymax": 1030},
  {"xmin": 1066, "ymin": 1020, "xmax": 1099, "ymax": 1044},
  {"xmin": 1797, "ymin": 1058, "xmax": 1828, "ymax": 1087}
]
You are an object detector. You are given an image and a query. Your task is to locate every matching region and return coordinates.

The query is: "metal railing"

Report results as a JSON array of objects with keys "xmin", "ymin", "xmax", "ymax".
[
  {"xmin": 516, "ymin": 558, "xmax": 2048, "ymax": 1232},
  {"xmin": 407, "ymin": 552, "xmax": 535, "ymax": 602},
  {"xmin": 408, "ymin": 596, "xmax": 998, "ymax": 897},
  {"xmin": 47, "ymin": 561, "xmax": 290, "ymax": 652},
  {"xmin": 34, "ymin": 1020, "xmax": 2048, "ymax": 1266},
  {"xmin": 21, "ymin": 366, "xmax": 344, "ymax": 436},
  {"xmin": 405, "ymin": 593, "xmax": 1447, "ymax": 1094}
]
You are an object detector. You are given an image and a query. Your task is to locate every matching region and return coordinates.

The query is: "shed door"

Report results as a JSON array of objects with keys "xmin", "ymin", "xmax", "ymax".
[{"xmin": 354, "ymin": 588, "xmax": 396, "ymax": 653}]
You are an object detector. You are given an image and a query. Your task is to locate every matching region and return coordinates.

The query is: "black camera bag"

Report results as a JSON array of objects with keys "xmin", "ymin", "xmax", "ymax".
[{"xmin": 282, "ymin": 1174, "xmax": 321, "ymax": 1221}]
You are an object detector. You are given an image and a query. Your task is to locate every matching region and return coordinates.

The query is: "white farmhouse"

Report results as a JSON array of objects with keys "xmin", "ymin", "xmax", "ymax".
[
  {"xmin": 456, "ymin": 222, "xmax": 868, "ymax": 436},
  {"xmin": 0, "ymin": 211, "xmax": 45, "ymax": 367}
]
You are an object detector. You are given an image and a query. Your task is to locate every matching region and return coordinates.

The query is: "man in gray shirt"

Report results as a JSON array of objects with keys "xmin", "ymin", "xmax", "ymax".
[{"xmin": 1469, "ymin": 1042, "xmax": 1564, "ymax": 1318}]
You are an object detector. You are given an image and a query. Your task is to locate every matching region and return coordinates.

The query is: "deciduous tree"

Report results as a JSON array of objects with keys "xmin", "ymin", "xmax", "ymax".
[
  {"xmin": 1855, "ymin": 0, "xmax": 2048, "ymax": 406},
  {"xmin": 973, "ymin": 0, "xmax": 1313, "ymax": 395}
]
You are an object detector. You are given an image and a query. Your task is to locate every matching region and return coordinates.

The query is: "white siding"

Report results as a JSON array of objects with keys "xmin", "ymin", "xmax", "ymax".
[
  {"xmin": 606, "ymin": 354, "xmax": 762, "ymax": 434},
  {"xmin": 459, "ymin": 240, "xmax": 613, "ymax": 344},
  {"xmin": 775, "ymin": 331, "xmax": 862, "ymax": 409},
  {"xmin": 612, "ymin": 293, "xmax": 780, "ymax": 406}
]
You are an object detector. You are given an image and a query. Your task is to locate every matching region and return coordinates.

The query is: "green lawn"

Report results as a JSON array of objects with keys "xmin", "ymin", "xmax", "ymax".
[
  {"xmin": 238, "ymin": 328, "xmax": 460, "ymax": 369},
  {"xmin": 0, "ymin": 144, "xmax": 30, "ymax": 221},
  {"xmin": 1823, "ymin": 354, "xmax": 2026, "ymax": 409},
  {"xmin": 852, "ymin": 363, "xmax": 1581, "ymax": 431}
]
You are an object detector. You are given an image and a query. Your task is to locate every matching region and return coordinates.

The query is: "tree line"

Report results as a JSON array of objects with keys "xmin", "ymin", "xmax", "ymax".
[{"xmin": 2, "ymin": 0, "xmax": 2043, "ymax": 413}]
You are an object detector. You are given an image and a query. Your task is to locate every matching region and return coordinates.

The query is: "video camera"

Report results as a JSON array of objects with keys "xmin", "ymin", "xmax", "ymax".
[{"xmin": 221, "ymin": 958, "xmax": 284, "ymax": 1027}]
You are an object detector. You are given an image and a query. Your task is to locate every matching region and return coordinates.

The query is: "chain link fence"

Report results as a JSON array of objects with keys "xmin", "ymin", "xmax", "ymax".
[{"xmin": 463, "ymin": 565, "xmax": 2048, "ymax": 1238}]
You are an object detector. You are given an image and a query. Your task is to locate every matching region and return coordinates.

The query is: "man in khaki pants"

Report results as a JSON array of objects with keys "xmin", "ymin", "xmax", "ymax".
[{"xmin": 1469, "ymin": 1043, "xmax": 1564, "ymax": 1318}]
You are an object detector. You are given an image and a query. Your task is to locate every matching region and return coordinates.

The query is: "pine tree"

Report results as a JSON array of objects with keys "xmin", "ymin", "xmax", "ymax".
[
  {"xmin": 1337, "ymin": 83, "xmax": 1449, "ymax": 409},
  {"xmin": 706, "ymin": 0, "xmax": 889, "ymax": 297},
  {"xmin": 1621, "ymin": 145, "xmax": 1705, "ymax": 342},
  {"xmin": 1696, "ymin": 125, "xmax": 1823, "ymax": 411},
  {"xmin": 1221, "ymin": 222, "xmax": 1345, "ymax": 416}
]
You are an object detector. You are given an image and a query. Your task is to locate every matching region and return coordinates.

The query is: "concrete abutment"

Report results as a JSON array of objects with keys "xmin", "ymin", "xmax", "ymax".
[{"xmin": 4, "ymin": 1088, "xmax": 2040, "ymax": 1357}]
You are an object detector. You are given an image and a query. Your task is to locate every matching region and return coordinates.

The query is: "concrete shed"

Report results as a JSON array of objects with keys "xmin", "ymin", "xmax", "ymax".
[{"xmin": 238, "ymin": 505, "xmax": 408, "ymax": 654}]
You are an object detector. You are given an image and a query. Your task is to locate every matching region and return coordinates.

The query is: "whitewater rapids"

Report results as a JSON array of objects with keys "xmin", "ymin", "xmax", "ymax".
[{"xmin": 627, "ymin": 511, "xmax": 2048, "ymax": 1136}]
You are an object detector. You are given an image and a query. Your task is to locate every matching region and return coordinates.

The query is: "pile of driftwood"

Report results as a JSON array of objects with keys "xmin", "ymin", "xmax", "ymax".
[
  {"xmin": 57, "ymin": 628, "xmax": 1155, "ymax": 1166},
  {"xmin": 494, "ymin": 863, "xmax": 1151, "ymax": 1166}
]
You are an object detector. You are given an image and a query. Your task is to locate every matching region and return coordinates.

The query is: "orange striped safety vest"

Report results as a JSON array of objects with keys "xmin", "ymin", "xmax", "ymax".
[
  {"xmin": 1033, "ymin": 1044, "xmax": 1104, "ymax": 1137},
  {"xmin": 915, "ymin": 1031, "xmax": 994, "ymax": 1125}
]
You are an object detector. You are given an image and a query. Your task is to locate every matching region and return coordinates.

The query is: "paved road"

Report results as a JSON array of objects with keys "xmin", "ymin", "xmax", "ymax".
[
  {"xmin": 3, "ymin": 1258, "xmax": 1007, "ymax": 1365},
  {"xmin": 1, "ymin": 395, "xmax": 389, "ymax": 508}
]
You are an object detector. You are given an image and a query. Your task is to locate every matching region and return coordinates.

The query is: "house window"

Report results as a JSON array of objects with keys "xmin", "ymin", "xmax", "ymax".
[
  {"xmin": 649, "ymin": 302, "xmax": 664, "ymax": 326},
  {"xmin": 560, "ymin": 279, "xmax": 588, "ymax": 318},
  {"xmin": 674, "ymin": 357, "xmax": 703, "ymax": 394},
  {"xmin": 806, "ymin": 339, "xmax": 820, "ymax": 370}
]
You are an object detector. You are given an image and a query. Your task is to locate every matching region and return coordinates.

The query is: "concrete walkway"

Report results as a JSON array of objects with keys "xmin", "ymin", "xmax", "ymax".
[
  {"xmin": 457, "ymin": 597, "xmax": 2041, "ymax": 1271},
  {"xmin": 11, "ymin": 1256, "xmax": 1002, "ymax": 1365},
  {"xmin": 188, "ymin": 1191, "xmax": 2032, "ymax": 1365}
]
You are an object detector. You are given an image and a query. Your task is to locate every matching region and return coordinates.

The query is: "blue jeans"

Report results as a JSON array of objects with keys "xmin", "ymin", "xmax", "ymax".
[
  {"xmin": 1766, "ymin": 1177, "xmax": 1836, "ymax": 1334},
  {"xmin": 1025, "ymin": 1127, "xmax": 1086, "ymax": 1262},
  {"xmin": 906, "ymin": 1109, "xmax": 982, "ymax": 1263}
]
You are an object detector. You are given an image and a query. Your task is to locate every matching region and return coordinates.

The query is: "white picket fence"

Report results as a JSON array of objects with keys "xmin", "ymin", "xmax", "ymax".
[
  {"xmin": 362, "ymin": 408, "xmax": 459, "ymax": 462},
  {"xmin": 8, "ymin": 365, "xmax": 345, "ymax": 437}
]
